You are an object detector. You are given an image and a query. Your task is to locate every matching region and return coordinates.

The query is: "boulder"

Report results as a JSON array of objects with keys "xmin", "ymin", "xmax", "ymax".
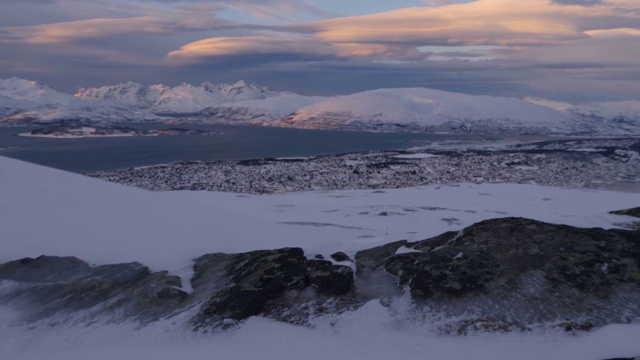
[
  {"xmin": 330, "ymin": 251, "xmax": 351, "ymax": 262},
  {"xmin": 357, "ymin": 217, "xmax": 640, "ymax": 328}
]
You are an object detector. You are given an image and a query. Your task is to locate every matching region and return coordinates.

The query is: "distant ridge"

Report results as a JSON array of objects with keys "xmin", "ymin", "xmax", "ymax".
[{"xmin": 1, "ymin": 77, "xmax": 639, "ymax": 136}]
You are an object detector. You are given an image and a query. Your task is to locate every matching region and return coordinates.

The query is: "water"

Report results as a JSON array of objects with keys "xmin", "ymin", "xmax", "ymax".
[{"xmin": 0, "ymin": 124, "xmax": 474, "ymax": 173}]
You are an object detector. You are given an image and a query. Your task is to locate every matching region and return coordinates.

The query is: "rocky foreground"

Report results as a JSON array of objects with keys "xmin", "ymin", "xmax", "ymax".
[{"xmin": 1, "ymin": 216, "xmax": 639, "ymax": 334}]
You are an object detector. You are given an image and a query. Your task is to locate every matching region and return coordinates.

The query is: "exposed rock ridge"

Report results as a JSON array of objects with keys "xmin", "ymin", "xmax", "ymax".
[{"xmin": 0, "ymin": 216, "xmax": 638, "ymax": 332}]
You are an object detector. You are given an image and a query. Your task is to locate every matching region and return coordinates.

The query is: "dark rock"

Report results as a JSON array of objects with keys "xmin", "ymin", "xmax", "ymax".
[
  {"xmin": 1, "ymin": 217, "xmax": 638, "ymax": 332},
  {"xmin": 0, "ymin": 256, "xmax": 187, "ymax": 321},
  {"xmin": 556, "ymin": 321, "xmax": 595, "ymax": 332},
  {"xmin": 363, "ymin": 217, "xmax": 640, "ymax": 327},
  {"xmin": 330, "ymin": 251, "xmax": 351, "ymax": 262},
  {"xmin": 440, "ymin": 318, "xmax": 522, "ymax": 335},
  {"xmin": 354, "ymin": 240, "xmax": 408, "ymax": 274},
  {"xmin": 194, "ymin": 248, "xmax": 308, "ymax": 325},
  {"xmin": 611, "ymin": 207, "xmax": 640, "ymax": 229},
  {"xmin": 314, "ymin": 254, "xmax": 325, "ymax": 260},
  {"xmin": 611, "ymin": 207, "xmax": 640, "ymax": 218},
  {"xmin": 192, "ymin": 248, "xmax": 354, "ymax": 328},
  {"xmin": 307, "ymin": 260, "xmax": 353, "ymax": 296}
]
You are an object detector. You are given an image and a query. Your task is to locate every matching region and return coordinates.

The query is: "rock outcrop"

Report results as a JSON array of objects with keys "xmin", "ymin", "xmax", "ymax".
[
  {"xmin": 0, "ymin": 256, "xmax": 187, "ymax": 322},
  {"xmin": 357, "ymin": 217, "xmax": 640, "ymax": 331},
  {"xmin": 191, "ymin": 248, "xmax": 354, "ymax": 328},
  {"xmin": 1, "ymin": 217, "xmax": 638, "ymax": 332}
]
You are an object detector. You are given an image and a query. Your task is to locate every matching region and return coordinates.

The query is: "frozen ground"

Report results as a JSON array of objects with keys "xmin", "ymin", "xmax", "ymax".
[
  {"xmin": 2, "ymin": 302, "xmax": 640, "ymax": 360},
  {"xmin": 2, "ymin": 155, "xmax": 640, "ymax": 359}
]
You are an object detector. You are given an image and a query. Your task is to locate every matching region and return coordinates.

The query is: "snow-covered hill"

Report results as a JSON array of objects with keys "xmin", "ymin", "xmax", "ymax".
[{"xmin": 280, "ymin": 88, "xmax": 589, "ymax": 135}]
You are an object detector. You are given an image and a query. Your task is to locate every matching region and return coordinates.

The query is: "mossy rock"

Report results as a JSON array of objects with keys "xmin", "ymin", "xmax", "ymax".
[{"xmin": 611, "ymin": 207, "xmax": 640, "ymax": 219}]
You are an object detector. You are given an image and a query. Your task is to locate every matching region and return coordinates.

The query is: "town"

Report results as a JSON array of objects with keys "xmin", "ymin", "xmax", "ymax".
[{"xmin": 88, "ymin": 138, "xmax": 640, "ymax": 195}]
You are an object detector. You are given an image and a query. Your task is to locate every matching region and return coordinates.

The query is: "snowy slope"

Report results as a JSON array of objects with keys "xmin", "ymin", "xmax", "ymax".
[
  {"xmin": 523, "ymin": 96, "xmax": 574, "ymax": 111},
  {"xmin": 280, "ymin": 88, "xmax": 586, "ymax": 134},
  {"xmin": 524, "ymin": 97, "xmax": 640, "ymax": 134},
  {"xmin": 197, "ymin": 93, "xmax": 326, "ymax": 122},
  {"xmin": 569, "ymin": 101, "xmax": 640, "ymax": 122},
  {"xmin": 2, "ymin": 156, "xmax": 640, "ymax": 360},
  {"xmin": 2, "ymin": 155, "xmax": 640, "ymax": 279}
]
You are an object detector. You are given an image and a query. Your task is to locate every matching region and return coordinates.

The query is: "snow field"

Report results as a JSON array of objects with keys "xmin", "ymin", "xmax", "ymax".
[{"xmin": 2, "ymin": 155, "xmax": 640, "ymax": 359}]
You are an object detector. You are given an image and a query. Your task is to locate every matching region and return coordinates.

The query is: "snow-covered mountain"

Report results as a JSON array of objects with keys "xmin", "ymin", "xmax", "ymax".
[
  {"xmin": 2, "ymin": 77, "xmax": 639, "ymax": 135},
  {"xmin": 0, "ymin": 78, "xmax": 157, "ymax": 123},
  {"xmin": 0, "ymin": 78, "xmax": 73, "ymax": 118},
  {"xmin": 76, "ymin": 80, "xmax": 290, "ymax": 114},
  {"xmin": 279, "ymin": 88, "xmax": 589, "ymax": 135}
]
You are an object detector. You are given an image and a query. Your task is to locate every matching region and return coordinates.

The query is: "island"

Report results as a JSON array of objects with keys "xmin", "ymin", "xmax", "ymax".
[{"xmin": 18, "ymin": 124, "xmax": 217, "ymax": 138}]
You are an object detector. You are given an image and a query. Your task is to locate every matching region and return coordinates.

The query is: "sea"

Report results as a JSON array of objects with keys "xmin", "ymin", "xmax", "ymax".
[
  {"xmin": 2, "ymin": 122, "xmax": 640, "ymax": 192},
  {"xmin": 0, "ymin": 123, "xmax": 487, "ymax": 173}
]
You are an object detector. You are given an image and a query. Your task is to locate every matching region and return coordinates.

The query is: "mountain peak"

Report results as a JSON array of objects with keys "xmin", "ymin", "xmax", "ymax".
[
  {"xmin": 231, "ymin": 80, "xmax": 247, "ymax": 88},
  {"xmin": 0, "ymin": 77, "xmax": 72, "ymax": 105}
]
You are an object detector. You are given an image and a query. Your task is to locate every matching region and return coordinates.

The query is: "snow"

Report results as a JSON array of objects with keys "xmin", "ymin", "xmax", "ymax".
[
  {"xmin": 0, "ymin": 78, "xmax": 158, "ymax": 123},
  {"xmin": 2, "ymin": 155, "xmax": 640, "ymax": 281},
  {"xmin": 395, "ymin": 246, "xmax": 422, "ymax": 255},
  {"xmin": 570, "ymin": 100, "xmax": 640, "ymax": 121},
  {"xmin": 0, "ymin": 77, "xmax": 73, "ymax": 105},
  {"xmin": 283, "ymin": 87, "xmax": 577, "ymax": 133},
  {"xmin": 2, "ymin": 302, "xmax": 640, "ymax": 360},
  {"xmin": 212, "ymin": 93, "xmax": 325, "ymax": 121},
  {"xmin": 2, "ymin": 155, "xmax": 640, "ymax": 359},
  {"xmin": 75, "ymin": 79, "xmax": 296, "ymax": 115},
  {"xmin": 3, "ymin": 77, "xmax": 640, "ymax": 135},
  {"xmin": 523, "ymin": 96, "xmax": 574, "ymax": 111}
]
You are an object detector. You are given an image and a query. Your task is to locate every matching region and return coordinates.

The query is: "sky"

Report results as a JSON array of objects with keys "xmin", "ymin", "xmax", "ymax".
[{"xmin": 0, "ymin": 0, "xmax": 639, "ymax": 103}]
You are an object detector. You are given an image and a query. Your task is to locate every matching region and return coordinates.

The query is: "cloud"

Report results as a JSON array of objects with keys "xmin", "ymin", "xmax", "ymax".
[
  {"xmin": 0, "ymin": 14, "xmax": 239, "ymax": 45},
  {"xmin": 552, "ymin": 0, "xmax": 604, "ymax": 5},
  {"xmin": 221, "ymin": 0, "xmax": 330, "ymax": 20},
  {"xmin": 1, "ymin": 17, "xmax": 176, "ymax": 44},
  {"xmin": 1, "ymin": 0, "xmax": 639, "ymax": 102},
  {"xmin": 167, "ymin": 34, "xmax": 422, "ymax": 62},
  {"xmin": 299, "ymin": 0, "xmax": 636, "ymax": 47},
  {"xmin": 424, "ymin": 0, "xmax": 459, "ymax": 6},
  {"xmin": 167, "ymin": 0, "xmax": 640, "ymax": 64}
]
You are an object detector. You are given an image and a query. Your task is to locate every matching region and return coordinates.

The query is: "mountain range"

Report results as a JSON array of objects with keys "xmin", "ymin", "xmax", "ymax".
[{"xmin": 1, "ymin": 77, "xmax": 639, "ymax": 136}]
